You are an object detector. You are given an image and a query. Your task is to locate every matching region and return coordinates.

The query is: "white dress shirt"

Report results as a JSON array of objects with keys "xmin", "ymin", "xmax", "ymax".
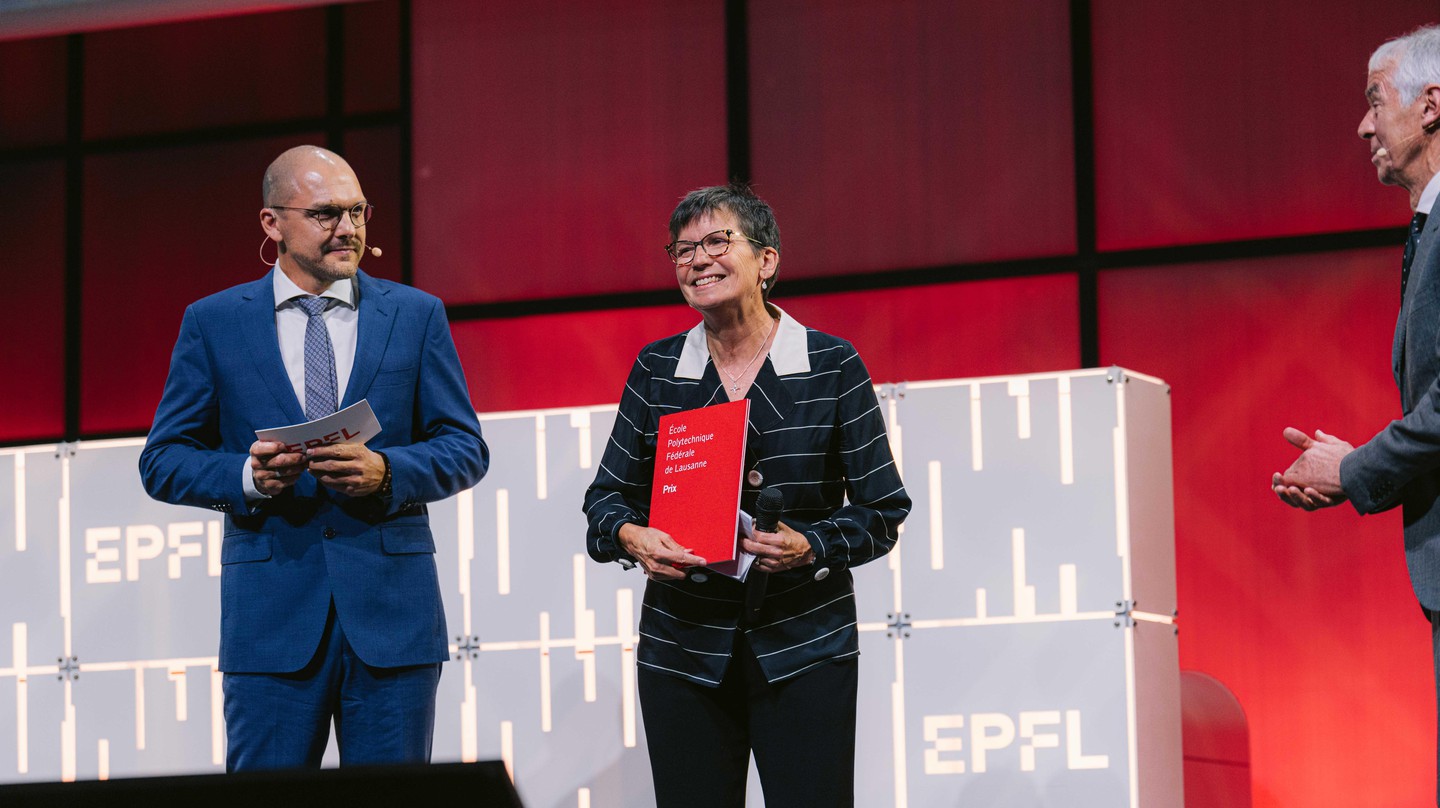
[
  {"xmin": 271, "ymin": 267, "xmax": 359, "ymax": 409},
  {"xmin": 241, "ymin": 267, "xmax": 360, "ymax": 500},
  {"xmin": 1419, "ymin": 170, "xmax": 1440, "ymax": 217}
]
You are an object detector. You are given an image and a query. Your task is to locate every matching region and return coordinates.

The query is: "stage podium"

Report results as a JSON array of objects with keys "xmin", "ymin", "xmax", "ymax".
[
  {"xmin": 0, "ymin": 367, "xmax": 1180, "ymax": 807},
  {"xmin": 850, "ymin": 367, "xmax": 1181, "ymax": 807}
]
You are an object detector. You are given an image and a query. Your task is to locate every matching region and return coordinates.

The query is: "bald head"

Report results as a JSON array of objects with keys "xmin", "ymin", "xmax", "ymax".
[
  {"xmin": 259, "ymin": 144, "xmax": 369, "ymax": 293},
  {"xmin": 262, "ymin": 145, "xmax": 356, "ymax": 207}
]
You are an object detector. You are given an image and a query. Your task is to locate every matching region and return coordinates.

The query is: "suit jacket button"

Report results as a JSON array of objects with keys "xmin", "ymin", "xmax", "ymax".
[
  {"xmin": 323, "ymin": 527, "xmax": 337, "ymax": 539},
  {"xmin": 747, "ymin": 469, "xmax": 764, "ymax": 487},
  {"xmin": 813, "ymin": 567, "xmax": 830, "ymax": 582}
]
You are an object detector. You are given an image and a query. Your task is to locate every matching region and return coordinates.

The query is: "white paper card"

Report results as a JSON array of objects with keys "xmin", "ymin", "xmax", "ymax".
[
  {"xmin": 705, "ymin": 510, "xmax": 758, "ymax": 581},
  {"xmin": 255, "ymin": 399, "xmax": 382, "ymax": 452}
]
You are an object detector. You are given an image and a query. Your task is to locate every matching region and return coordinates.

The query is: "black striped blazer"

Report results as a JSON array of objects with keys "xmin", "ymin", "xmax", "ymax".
[{"xmin": 583, "ymin": 308, "xmax": 910, "ymax": 685}]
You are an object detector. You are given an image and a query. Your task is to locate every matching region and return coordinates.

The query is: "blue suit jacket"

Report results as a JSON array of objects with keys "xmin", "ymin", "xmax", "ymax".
[{"xmin": 140, "ymin": 269, "xmax": 488, "ymax": 672}]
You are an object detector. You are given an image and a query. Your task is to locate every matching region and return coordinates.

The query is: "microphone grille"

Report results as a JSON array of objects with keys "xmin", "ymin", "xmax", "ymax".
[{"xmin": 757, "ymin": 486, "xmax": 784, "ymax": 513}]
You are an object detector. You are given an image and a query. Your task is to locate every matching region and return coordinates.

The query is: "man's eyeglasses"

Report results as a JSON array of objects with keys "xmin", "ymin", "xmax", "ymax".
[
  {"xmin": 269, "ymin": 202, "xmax": 374, "ymax": 229},
  {"xmin": 665, "ymin": 229, "xmax": 767, "ymax": 266}
]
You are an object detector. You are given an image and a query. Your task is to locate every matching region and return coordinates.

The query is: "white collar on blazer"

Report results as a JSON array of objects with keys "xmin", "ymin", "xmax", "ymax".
[{"xmin": 675, "ymin": 305, "xmax": 810, "ymax": 380}]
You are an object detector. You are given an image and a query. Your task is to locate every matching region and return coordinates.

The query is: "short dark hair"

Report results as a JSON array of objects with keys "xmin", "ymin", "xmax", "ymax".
[{"xmin": 669, "ymin": 183, "xmax": 782, "ymax": 297}]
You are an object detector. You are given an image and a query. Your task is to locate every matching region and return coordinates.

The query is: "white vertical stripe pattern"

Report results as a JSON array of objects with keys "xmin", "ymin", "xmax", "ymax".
[
  {"xmin": 539, "ymin": 612, "xmax": 552, "ymax": 732},
  {"xmin": 59, "ymin": 451, "xmax": 72, "ymax": 656},
  {"xmin": 1059, "ymin": 376, "xmax": 1075, "ymax": 484},
  {"xmin": 500, "ymin": 720, "xmax": 515, "ymax": 782},
  {"xmin": 496, "ymin": 489, "xmax": 511, "ymax": 595},
  {"xmin": 457, "ymin": 489, "xmax": 474, "ymax": 636},
  {"xmin": 1012, "ymin": 528, "xmax": 1035, "ymax": 618},
  {"xmin": 574, "ymin": 552, "xmax": 597, "ymax": 703},
  {"xmin": 461, "ymin": 659, "xmax": 478, "ymax": 762},
  {"xmin": 571, "ymin": 411, "xmax": 593, "ymax": 470},
  {"xmin": 1009, "ymin": 379, "xmax": 1031, "ymax": 439},
  {"xmin": 13, "ymin": 453, "xmax": 25, "ymax": 552},
  {"xmin": 61, "ymin": 684, "xmax": 75, "ymax": 782},
  {"xmin": 970, "ymin": 383, "xmax": 984, "ymax": 470},
  {"xmin": 210, "ymin": 668, "xmax": 224, "ymax": 766},
  {"xmin": 170, "ymin": 668, "xmax": 187, "ymax": 722},
  {"xmin": 1060, "ymin": 564, "xmax": 1078, "ymax": 615},
  {"xmin": 617, "ymin": 588, "xmax": 637, "ymax": 748},
  {"xmin": 13, "ymin": 623, "xmax": 26, "ymax": 774},
  {"xmin": 535, "ymin": 415, "xmax": 548, "ymax": 500},
  {"xmin": 134, "ymin": 668, "xmax": 146, "ymax": 750},
  {"xmin": 928, "ymin": 461, "xmax": 944, "ymax": 570}
]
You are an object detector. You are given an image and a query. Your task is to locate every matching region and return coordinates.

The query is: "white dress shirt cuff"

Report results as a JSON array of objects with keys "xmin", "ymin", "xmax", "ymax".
[{"xmin": 241, "ymin": 456, "xmax": 271, "ymax": 502}]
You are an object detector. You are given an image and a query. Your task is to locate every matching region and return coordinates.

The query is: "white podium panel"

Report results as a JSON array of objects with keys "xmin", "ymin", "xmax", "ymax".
[{"xmin": 0, "ymin": 367, "xmax": 1179, "ymax": 807}]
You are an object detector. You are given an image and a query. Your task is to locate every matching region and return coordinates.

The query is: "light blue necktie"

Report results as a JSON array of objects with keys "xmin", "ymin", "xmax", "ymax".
[{"xmin": 294, "ymin": 296, "xmax": 338, "ymax": 420}]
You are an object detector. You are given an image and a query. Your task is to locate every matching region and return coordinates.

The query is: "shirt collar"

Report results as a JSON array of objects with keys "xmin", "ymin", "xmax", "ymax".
[
  {"xmin": 271, "ymin": 265, "xmax": 356, "ymax": 310},
  {"xmin": 1419, "ymin": 170, "xmax": 1440, "ymax": 217},
  {"xmin": 675, "ymin": 305, "xmax": 811, "ymax": 379}
]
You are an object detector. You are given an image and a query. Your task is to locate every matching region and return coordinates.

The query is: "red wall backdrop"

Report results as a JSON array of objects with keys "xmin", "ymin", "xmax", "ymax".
[
  {"xmin": 0, "ymin": 160, "xmax": 66, "ymax": 441},
  {"xmin": 750, "ymin": 0, "xmax": 1078, "ymax": 274},
  {"xmin": 0, "ymin": 36, "xmax": 65, "ymax": 149},
  {"xmin": 1092, "ymin": 0, "xmax": 1424, "ymax": 249},
  {"xmin": 1, "ymin": 2, "xmax": 1437, "ymax": 805},
  {"xmin": 454, "ymin": 274, "xmax": 1079, "ymax": 414},
  {"xmin": 411, "ymin": 0, "xmax": 729, "ymax": 304},
  {"xmin": 1101, "ymin": 250, "xmax": 1429, "ymax": 806}
]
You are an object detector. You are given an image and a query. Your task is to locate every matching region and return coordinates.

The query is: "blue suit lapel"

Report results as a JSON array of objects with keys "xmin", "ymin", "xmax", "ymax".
[
  {"xmin": 240, "ymin": 270, "xmax": 306, "ymax": 425},
  {"xmin": 342, "ymin": 270, "xmax": 397, "ymax": 408}
]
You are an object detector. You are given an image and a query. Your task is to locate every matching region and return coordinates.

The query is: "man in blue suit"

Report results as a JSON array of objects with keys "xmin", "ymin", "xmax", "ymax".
[
  {"xmin": 139, "ymin": 145, "xmax": 488, "ymax": 771},
  {"xmin": 1274, "ymin": 24, "xmax": 1440, "ymax": 802}
]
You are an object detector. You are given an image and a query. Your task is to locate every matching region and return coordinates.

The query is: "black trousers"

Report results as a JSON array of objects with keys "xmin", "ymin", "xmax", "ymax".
[{"xmin": 638, "ymin": 631, "xmax": 859, "ymax": 808}]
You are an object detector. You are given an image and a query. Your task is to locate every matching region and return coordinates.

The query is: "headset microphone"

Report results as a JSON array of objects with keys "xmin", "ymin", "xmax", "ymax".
[{"xmin": 1374, "ymin": 125, "xmax": 1437, "ymax": 160}]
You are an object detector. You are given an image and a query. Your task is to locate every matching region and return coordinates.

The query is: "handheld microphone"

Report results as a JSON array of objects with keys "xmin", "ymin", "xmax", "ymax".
[
  {"xmin": 745, "ymin": 487, "xmax": 785, "ymax": 613},
  {"xmin": 754, "ymin": 487, "xmax": 783, "ymax": 534}
]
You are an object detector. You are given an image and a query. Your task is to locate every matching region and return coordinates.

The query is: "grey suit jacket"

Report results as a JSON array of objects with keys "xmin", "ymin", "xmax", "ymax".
[{"xmin": 1341, "ymin": 211, "xmax": 1440, "ymax": 609}]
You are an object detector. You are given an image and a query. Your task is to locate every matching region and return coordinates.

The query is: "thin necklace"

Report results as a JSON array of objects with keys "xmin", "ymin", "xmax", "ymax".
[{"xmin": 714, "ymin": 317, "xmax": 778, "ymax": 394}]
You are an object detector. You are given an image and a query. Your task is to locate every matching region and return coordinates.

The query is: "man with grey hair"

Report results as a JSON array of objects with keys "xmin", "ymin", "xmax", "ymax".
[{"xmin": 1274, "ymin": 23, "xmax": 1440, "ymax": 799}]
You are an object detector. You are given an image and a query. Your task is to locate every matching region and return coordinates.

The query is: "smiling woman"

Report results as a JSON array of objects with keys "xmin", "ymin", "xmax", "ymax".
[{"xmin": 582, "ymin": 183, "xmax": 911, "ymax": 808}]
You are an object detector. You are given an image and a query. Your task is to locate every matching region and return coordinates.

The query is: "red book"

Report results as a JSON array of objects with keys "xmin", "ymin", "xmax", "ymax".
[{"xmin": 648, "ymin": 399, "xmax": 750, "ymax": 565}]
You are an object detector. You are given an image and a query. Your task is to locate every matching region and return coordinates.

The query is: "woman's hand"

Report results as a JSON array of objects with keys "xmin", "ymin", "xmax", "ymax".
[
  {"xmin": 618, "ymin": 523, "xmax": 707, "ymax": 580},
  {"xmin": 744, "ymin": 522, "xmax": 815, "ymax": 573}
]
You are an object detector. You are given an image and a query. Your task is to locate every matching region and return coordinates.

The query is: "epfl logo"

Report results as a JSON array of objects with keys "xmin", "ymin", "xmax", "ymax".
[
  {"xmin": 923, "ymin": 710, "xmax": 1109, "ymax": 774},
  {"xmin": 84, "ymin": 520, "xmax": 222, "ymax": 583}
]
